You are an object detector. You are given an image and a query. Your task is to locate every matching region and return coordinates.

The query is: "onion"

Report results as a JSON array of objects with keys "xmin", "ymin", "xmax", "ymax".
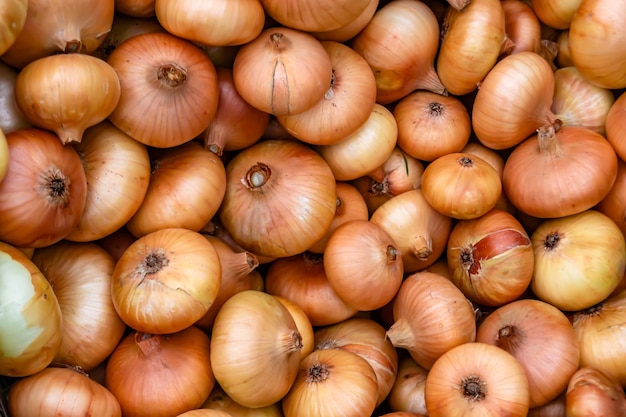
[
  {"xmin": 155, "ymin": 0, "xmax": 265, "ymax": 46},
  {"xmin": 556, "ymin": 30, "xmax": 573, "ymax": 68},
  {"xmin": 386, "ymin": 271, "xmax": 477, "ymax": 369},
  {"xmin": 0, "ymin": 128, "xmax": 87, "ymax": 248},
  {"xmin": 388, "ymin": 357, "xmax": 429, "ymax": 415},
  {"xmin": 531, "ymin": 0, "xmax": 581, "ymax": 29},
  {"xmin": 201, "ymin": 385, "xmax": 284, "ymax": 416},
  {"xmin": 8, "ymin": 366, "xmax": 121, "ymax": 417},
  {"xmin": 501, "ymin": 0, "xmax": 542, "ymax": 55},
  {"xmin": 31, "ymin": 241, "xmax": 127, "ymax": 372},
  {"xmin": 605, "ymin": 90, "xmax": 626, "ymax": 162},
  {"xmin": 424, "ymin": 342, "xmax": 530, "ymax": 417},
  {"xmin": 0, "ymin": 241, "xmax": 62, "ymax": 377},
  {"xmin": 0, "ymin": 62, "xmax": 31, "ymax": 134},
  {"xmin": 275, "ymin": 295, "xmax": 315, "ymax": 360},
  {"xmin": 437, "ymin": 0, "xmax": 507, "ymax": 96},
  {"xmin": 105, "ymin": 327, "xmax": 215, "ymax": 417},
  {"xmin": 232, "ymin": 27, "xmax": 333, "ymax": 116},
  {"xmin": 92, "ymin": 13, "xmax": 166, "ymax": 60},
  {"xmin": 0, "ymin": 0, "xmax": 113, "ymax": 69},
  {"xmin": 566, "ymin": 367, "xmax": 626, "ymax": 417},
  {"xmin": 218, "ymin": 138, "xmax": 336, "ymax": 258},
  {"xmin": 260, "ymin": 0, "xmax": 370, "ymax": 32},
  {"xmin": 476, "ymin": 299, "xmax": 580, "ymax": 407},
  {"xmin": 210, "ymin": 290, "xmax": 303, "ymax": 408},
  {"xmin": 115, "ymin": 0, "xmax": 155, "ymax": 17},
  {"xmin": 111, "ymin": 227, "xmax": 221, "ymax": 334},
  {"xmin": 352, "ymin": 0, "xmax": 445, "ymax": 103},
  {"xmin": 596, "ymin": 158, "xmax": 626, "ymax": 238},
  {"xmin": 531, "ymin": 210, "xmax": 626, "ymax": 311},
  {"xmin": 0, "ymin": 0, "xmax": 27, "ymax": 55},
  {"xmin": 66, "ymin": 120, "xmax": 151, "ymax": 242},
  {"xmin": 310, "ymin": 0, "xmax": 379, "ymax": 43},
  {"xmin": 107, "ymin": 32, "xmax": 219, "ymax": 148},
  {"xmin": 282, "ymin": 348, "xmax": 379, "ymax": 417},
  {"xmin": 502, "ymin": 125, "xmax": 618, "ymax": 218}
]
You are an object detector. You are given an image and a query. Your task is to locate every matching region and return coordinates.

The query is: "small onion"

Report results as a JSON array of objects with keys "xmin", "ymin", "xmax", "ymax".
[
  {"xmin": 566, "ymin": 367, "xmax": 626, "ymax": 417},
  {"xmin": 201, "ymin": 385, "xmax": 284, "ymax": 416},
  {"xmin": 0, "ymin": 0, "xmax": 27, "ymax": 55},
  {"xmin": 388, "ymin": 357, "xmax": 429, "ymax": 415},
  {"xmin": 260, "ymin": 0, "xmax": 371, "ymax": 32},
  {"xmin": 605, "ymin": 90, "xmax": 626, "ymax": 162}
]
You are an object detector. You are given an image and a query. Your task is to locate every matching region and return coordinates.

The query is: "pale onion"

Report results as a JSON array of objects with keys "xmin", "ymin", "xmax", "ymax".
[
  {"xmin": 531, "ymin": 0, "xmax": 581, "ymax": 29},
  {"xmin": 566, "ymin": 367, "xmax": 626, "ymax": 417},
  {"xmin": 0, "ymin": 128, "xmax": 87, "ymax": 248},
  {"xmin": 568, "ymin": 0, "xmax": 626, "ymax": 89},
  {"xmin": 308, "ymin": 181, "xmax": 369, "ymax": 254},
  {"xmin": 155, "ymin": 0, "xmax": 264, "ymax": 46},
  {"xmin": 501, "ymin": 0, "xmax": 542, "ymax": 55},
  {"xmin": 0, "ymin": 241, "xmax": 62, "ymax": 377},
  {"xmin": 232, "ymin": 27, "xmax": 333, "ymax": 116},
  {"xmin": 260, "ymin": 0, "xmax": 370, "ymax": 32},
  {"xmin": 8, "ymin": 367, "xmax": 121, "ymax": 417},
  {"xmin": 315, "ymin": 103, "xmax": 397, "ymax": 181},
  {"xmin": 472, "ymin": 51, "xmax": 557, "ymax": 150},
  {"xmin": 111, "ymin": 228, "xmax": 221, "ymax": 334},
  {"xmin": 386, "ymin": 271, "xmax": 477, "ymax": 369},
  {"xmin": 421, "ymin": 152, "xmax": 502, "ymax": 220},
  {"xmin": 323, "ymin": 219, "xmax": 404, "ymax": 311},
  {"xmin": 0, "ymin": 62, "xmax": 31, "ymax": 134},
  {"xmin": 596, "ymin": 158, "xmax": 626, "ymax": 238},
  {"xmin": 314, "ymin": 317, "xmax": 399, "ymax": 407},
  {"xmin": 447, "ymin": 209, "xmax": 534, "ymax": 306},
  {"xmin": 115, "ymin": 0, "xmax": 155, "ymax": 17},
  {"xmin": 354, "ymin": 147, "xmax": 424, "ymax": 215},
  {"xmin": 476, "ymin": 299, "xmax": 580, "ymax": 407},
  {"xmin": 202, "ymin": 385, "xmax": 284, "ymax": 416},
  {"xmin": 394, "ymin": 90, "xmax": 471, "ymax": 162},
  {"xmin": 66, "ymin": 121, "xmax": 151, "ymax": 242},
  {"xmin": 107, "ymin": 32, "xmax": 219, "ymax": 148},
  {"xmin": 388, "ymin": 357, "xmax": 428, "ymax": 415},
  {"xmin": 437, "ymin": 0, "xmax": 507, "ymax": 96},
  {"xmin": 424, "ymin": 342, "xmax": 530, "ymax": 417},
  {"xmin": 310, "ymin": 0, "xmax": 379, "ymax": 43},
  {"xmin": 0, "ymin": 0, "xmax": 113, "ymax": 69},
  {"xmin": 276, "ymin": 40, "xmax": 377, "ymax": 146},
  {"xmin": 531, "ymin": 210, "xmax": 626, "ymax": 311},
  {"xmin": 14, "ymin": 54, "xmax": 120, "ymax": 145},
  {"xmin": 92, "ymin": 13, "xmax": 166, "ymax": 60},
  {"xmin": 32, "ymin": 241, "xmax": 126, "ymax": 372},
  {"xmin": 194, "ymin": 235, "xmax": 259, "ymax": 332},
  {"xmin": 210, "ymin": 290, "xmax": 303, "ymax": 408},
  {"xmin": 126, "ymin": 141, "xmax": 226, "ymax": 237},
  {"xmin": 0, "ymin": 0, "xmax": 27, "ymax": 55},
  {"xmin": 218, "ymin": 138, "xmax": 336, "ymax": 258},
  {"xmin": 351, "ymin": 0, "xmax": 444, "ymax": 104},
  {"xmin": 503, "ymin": 125, "xmax": 618, "ymax": 218},
  {"xmin": 264, "ymin": 252, "xmax": 359, "ymax": 326},
  {"xmin": 105, "ymin": 327, "xmax": 215, "ymax": 417},
  {"xmin": 282, "ymin": 348, "xmax": 379, "ymax": 417},
  {"xmin": 202, "ymin": 67, "xmax": 269, "ymax": 155},
  {"xmin": 370, "ymin": 189, "xmax": 453, "ymax": 273},
  {"xmin": 605, "ymin": 90, "xmax": 626, "ymax": 162},
  {"xmin": 551, "ymin": 66, "xmax": 615, "ymax": 134},
  {"xmin": 571, "ymin": 290, "xmax": 626, "ymax": 387}
]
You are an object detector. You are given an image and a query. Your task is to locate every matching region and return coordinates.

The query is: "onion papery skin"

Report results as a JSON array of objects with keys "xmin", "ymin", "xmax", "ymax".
[
  {"xmin": 0, "ymin": 0, "xmax": 114, "ymax": 69},
  {"xmin": 115, "ymin": 0, "xmax": 156, "ymax": 17},
  {"xmin": 0, "ymin": 0, "xmax": 27, "ymax": 56},
  {"xmin": 606, "ymin": 90, "xmax": 626, "ymax": 162},
  {"xmin": 105, "ymin": 327, "xmax": 215, "ymax": 417},
  {"xmin": 476, "ymin": 299, "xmax": 580, "ymax": 408},
  {"xmin": 201, "ymin": 384, "xmax": 284, "ymax": 416},
  {"xmin": 0, "ymin": 128, "xmax": 87, "ymax": 248},
  {"xmin": 568, "ymin": 0, "xmax": 626, "ymax": 89},
  {"xmin": 501, "ymin": 0, "xmax": 542, "ymax": 55},
  {"xmin": 111, "ymin": 227, "xmax": 221, "ymax": 334},
  {"xmin": 472, "ymin": 51, "xmax": 557, "ymax": 150},
  {"xmin": 424, "ymin": 342, "xmax": 530, "ymax": 417},
  {"xmin": 447, "ymin": 209, "xmax": 534, "ymax": 307},
  {"xmin": 276, "ymin": 40, "xmax": 377, "ymax": 146},
  {"xmin": 310, "ymin": 0, "xmax": 379, "ymax": 43},
  {"xmin": 565, "ymin": 366, "xmax": 626, "ymax": 417},
  {"xmin": 0, "ymin": 62, "xmax": 31, "ymax": 134},
  {"xmin": 351, "ymin": 0, "xmax": 445, "ymax": 104},
  {"xmin": 126, "ymin": 141, "xmax": 226, "ymax": 238},
  {"xmin": 8, "ymin": 367, "xmax": 122, "ymax": 417},
  {"xmin": 387, "ymin": 271, "xmax": 477, "ymax": 369},
  {"xmin": 260, "ymin": 0, "xmax": 370, "ymax": 32},
  {"xmin": 531, "ymin": 210, "xmax": 626, "ymax": 312},
  {"xmin": 107, "ymin": 32, "xmax": 219, "ymax": 148},
  {"xmin": 155, "ymin": 0, "xmax": 265, "ymax": 46},
  {"xmin": 218, "ymin": 139, "xmax": 336, "ymax": 258},
  {"xmin": 0, "ymin": 241, "xmax": 62, "ymax": 377},
  {"xmin": 66, "ymin": 120, "xmax": 151, "ymax": 242},
  {"xmin": 596, "ymin": 158, "xmax": 626, "ymax": 238},
  {"xmin": 370, "ymin": 189, "xmax": 453, "ymax": 273},
  {"xmin": 32, "ymin": 241, "xmax": 127, "ymax": 372},
  {"xmin": 210, "ymin": 290, "xmax": 303, "ymax": 408},
  {"xmin": 437, "ymin": 0, "xmax": 506, "ymax": 96},
  {"xmin": 502, "ymin": 125, "xmax": 618, "ymax": 219},
  {"xmin": 388, "ymin": 357, "xmax": 429, "ymax": 415}
]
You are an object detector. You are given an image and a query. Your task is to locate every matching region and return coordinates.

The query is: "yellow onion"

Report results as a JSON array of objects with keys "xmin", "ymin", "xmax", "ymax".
[
  {"xmin": 0, "ymin": 0, "xmax": 27, "ymax": 55},
  {"xmin": 201, "ymin": 385, "xmax": 284, "ymax": 417},
  {"xmin": 260, "ymin": 0, "xmax": 371, "ymax": 32}
]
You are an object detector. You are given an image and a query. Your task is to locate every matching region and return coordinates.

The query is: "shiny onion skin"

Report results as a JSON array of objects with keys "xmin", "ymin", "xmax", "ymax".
[
  {"xmin": 8, "ymin": 366, "xmax": 122, "ymax": 417},
  {"xmin": 260, "ymin": 0, "xmax": 370, "ymax": 32},
  {"xmin": 0, "ymin": 241, "xmax": 62, "ymax": 377},
  {"xmin": 107, "ymin": 32, "xmax": 219, "ymax": 148},
  {"xmin": 0, "ymin": 0, "xmax": 27, "ymax": 56},
  {"xmin": 310, "ymin": 0, "xmax": 379, "ymax": 43},
  {"xmin": 0, "ymin": 128, "xmax": 87, "ymax": 248},
  {"xmin": 218, "ymin": 139, "xmax": 336, "ymax": 258},
  {"xmin": 111, "ymin": 227, "xmax": 221, "ymax": 334}
]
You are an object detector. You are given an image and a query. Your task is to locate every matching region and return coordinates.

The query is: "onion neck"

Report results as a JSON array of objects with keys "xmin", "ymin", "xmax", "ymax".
[
  {"xmin": 244, "ymin": 162, "xmax": 271, "ymax": 189},
  {"xmin": 135, "ymin": 332, "xmax": 161, "ymax": 356},
  {"xmin": 416, "ymin": 66, "xmax": 446, "ymax": 96},
  {"xmin": 537, "ymin": 120, "xmax": 563, "ymax": 155},
  {"xmin": 495, "ymin": 325, "xmax": 523, "ymax": 353},
  {"xmin": 158, "ymin": 63, "xmax": 187, "ymax": 88},
  {"xmin": 283, "ymin": 329, "xmax": 304, "ymax": 354},
  {"xmin": 386, "ymin": 318, "xmax": 415, "ymax": 350},
  {"xmin": 412, "ymin": 236, "xmax": 433, "ymax": 261}
]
